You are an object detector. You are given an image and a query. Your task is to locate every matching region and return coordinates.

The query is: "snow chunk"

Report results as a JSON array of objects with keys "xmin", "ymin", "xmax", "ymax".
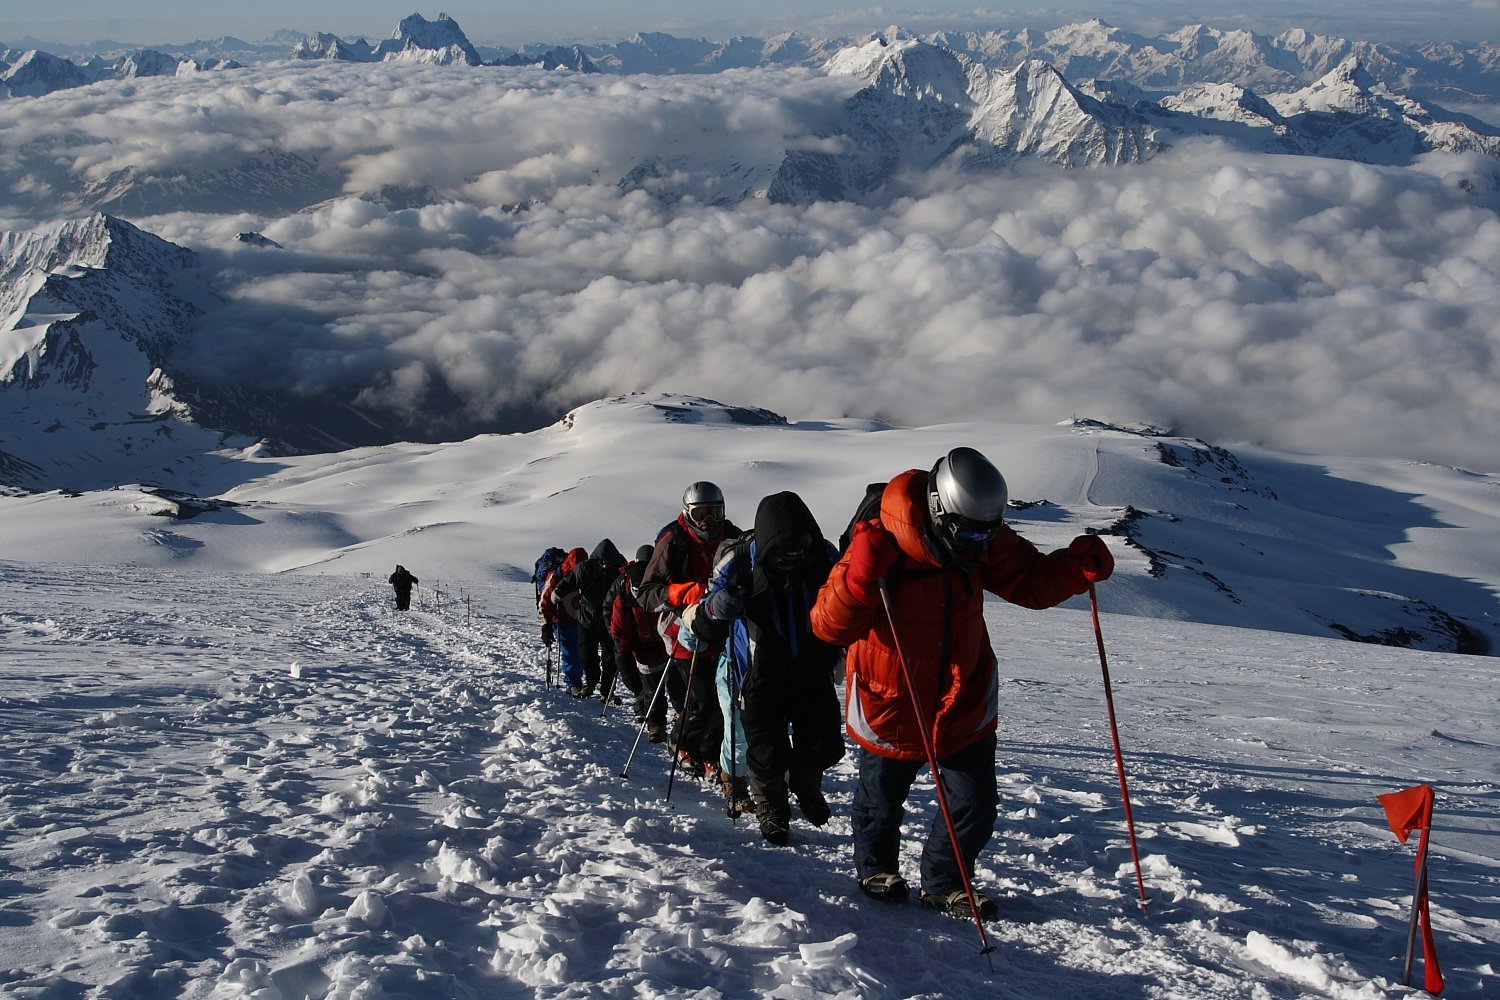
[
  {"xmin": 346, "ymin": 889, "xmax": 387, "ymax": 927},
  {"xmin": 278, "ymin": 872, "xmax": 319, "ymax": 918},
  {"xmin": 798, "ymin": 931, "xmax": 858, "ymax": 964}
]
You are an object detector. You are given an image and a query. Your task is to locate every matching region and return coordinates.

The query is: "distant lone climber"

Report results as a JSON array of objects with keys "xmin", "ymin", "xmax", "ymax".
[{"xmin": 389, "ymin": 564, "xmax": 418, "ymax": 611}]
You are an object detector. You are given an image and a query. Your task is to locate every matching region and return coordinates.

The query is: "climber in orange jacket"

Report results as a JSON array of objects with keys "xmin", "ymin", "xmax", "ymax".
[{"xmin": 811, "ymin": 446, "xmax": 1114, "ymax": 918}]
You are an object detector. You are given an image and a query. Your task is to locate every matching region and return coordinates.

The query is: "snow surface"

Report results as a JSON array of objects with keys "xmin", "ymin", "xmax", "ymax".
[{"xmin": 1, "ymin": 394, "xmax": 1497, "ymax": 997}]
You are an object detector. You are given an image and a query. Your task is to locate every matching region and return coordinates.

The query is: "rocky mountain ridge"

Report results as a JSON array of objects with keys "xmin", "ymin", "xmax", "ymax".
[
  {"xmin": 0, "ymin": 216, "xmax": 401, "ymax": 492},
  {"xmin": 0, "ymin": 46, "xmax": 238, "ymax": 98},
  {"xmin": 8, "ymin": 15, "xmax": 1500, "ymax": 106}
]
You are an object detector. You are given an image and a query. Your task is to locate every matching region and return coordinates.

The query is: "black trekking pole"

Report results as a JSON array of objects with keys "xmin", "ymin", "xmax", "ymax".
[
  {"xmin": 878, "ymin": 581, "xmax": 996, "ymax": 963},
  {"xmin": 664, "ymin": 643, "xmax": 703, "ymax": 805},
  {"xmin": 620, "ymin": 662, "xmax": 673, "ymax": 779},
  {"xmin": 544, "ymin": 642, "xmax": 554, "ymax": 690},
  {"xmin": 1088, "ymin": 582, "xmax": 1150, "ymax": 916}
]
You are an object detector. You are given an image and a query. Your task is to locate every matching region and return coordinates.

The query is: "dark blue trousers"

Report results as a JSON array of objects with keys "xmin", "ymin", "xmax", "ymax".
[{"xmin": 851, "ymin": 732, "xmax": 998, "ymax": 894}]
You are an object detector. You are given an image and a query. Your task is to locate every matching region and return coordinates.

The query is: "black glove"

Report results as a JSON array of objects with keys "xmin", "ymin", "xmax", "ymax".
[{"xmin": 541, "ymin": 622, "xmax": 555, "ymax": 646}]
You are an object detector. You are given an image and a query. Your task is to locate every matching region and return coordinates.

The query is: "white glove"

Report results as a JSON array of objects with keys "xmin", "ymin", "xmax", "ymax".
[{"xmin": 678, "ymin": 603, "xmax": 703, "ymax": 651}]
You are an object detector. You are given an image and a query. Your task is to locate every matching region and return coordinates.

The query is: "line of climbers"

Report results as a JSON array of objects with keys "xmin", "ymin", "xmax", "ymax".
[{"xmin": 530, "ymin": 446, "xmax": 1115, "ymax": 919}]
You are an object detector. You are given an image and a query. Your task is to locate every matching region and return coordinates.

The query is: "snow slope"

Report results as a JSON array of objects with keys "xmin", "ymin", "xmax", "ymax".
[
  {"xmin": 0, "ymin": 559, "xmax": 1494, "ymax": 997},
  {"xmin": 0, "ymin": 393, "xmax": 1497, "ymax": 996},
  {"xmin": 2, "ymin": 394, "xmax": 1496, "ymax": 653}
]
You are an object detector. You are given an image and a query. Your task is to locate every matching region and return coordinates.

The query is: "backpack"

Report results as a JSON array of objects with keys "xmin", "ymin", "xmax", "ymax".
[
  {"xmin": 837, "ymin": 482, "xmax": 888, "ymax": 554},
  {"xmin": 532, "ymin": 547, "xmax": 566, "ymax": 606}
]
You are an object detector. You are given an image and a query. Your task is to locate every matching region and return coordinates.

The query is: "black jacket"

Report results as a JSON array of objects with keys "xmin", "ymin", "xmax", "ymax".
[
  {"xmin": 554, "ymin": 539, "xmax": 626, "ymax": 633},
  {"xmin": 698, "ymin": 492, "xmax": 839, "ymax": 696}
]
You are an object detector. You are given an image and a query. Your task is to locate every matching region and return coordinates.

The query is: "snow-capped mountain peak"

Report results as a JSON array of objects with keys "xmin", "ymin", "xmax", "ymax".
[
  {"xmin": 381, "ymin": 12, "xmax": 482, "ymax": 66},
  {"xmin": 1272, "ymin": 55, "xmax": 1385, "ymax": 115},
  {"xmin": 824, "ymin": 33, "xmax": 916, "ymax": 80},
  {"xmin": 291, "ymin": 12, "xmax": 481, "ymax": 65},
  {"xmin": 290, "ymin": 32, "xmax": 375, "ymax": 62},
  {"xmin": 0, "ymin": 214, "xmax": 192, "ymax": 334},
  {"xmin": 0, "ymin": 49, "xmax": 91, "ymax": 97}
]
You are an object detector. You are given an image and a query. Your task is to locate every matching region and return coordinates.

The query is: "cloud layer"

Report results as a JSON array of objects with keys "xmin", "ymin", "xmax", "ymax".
[{"xmin": 4, "ymin": 61, "xmax": 1500, "ymax": 469}]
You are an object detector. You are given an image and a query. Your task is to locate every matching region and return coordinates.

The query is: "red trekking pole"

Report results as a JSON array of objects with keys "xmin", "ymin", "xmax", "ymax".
[
  {"xmin": 1089, "ymin": 582, "xmax": 1150, "ymax": 916},
  {"xmin": 878, "ymin": 582, "xmax": 996, "ymax": 962}
]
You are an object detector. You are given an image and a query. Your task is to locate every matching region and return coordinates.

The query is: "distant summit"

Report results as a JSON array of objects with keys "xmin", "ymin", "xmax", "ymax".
[
  {"xmin": 383, "ymin": 11, "xmax": 482, "ymax": 66},
  {"xmin": 0, "ymin": 46, "xmax": 237, "ymax": 98},
  {"xmin": 291, "ymin": 11, "xmax": 482, "ymax": 66},
  {"xmin": 558, "ymin": 393, "xmax": 788, "ymax": 431},
  {"xmin": 0, "ymin": 215, "xmax": 402, "ymax": 491},
  {"xmin": 493, "ymin": 45, "xmax": 598, "ymax": 73},
  {"xmin": 623, "ymin": 33, "xmax": 1500, "ymax": 205}
]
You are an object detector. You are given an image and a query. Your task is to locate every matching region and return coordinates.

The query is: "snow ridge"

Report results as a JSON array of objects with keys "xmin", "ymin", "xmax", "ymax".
[{"xmin": 0, "ymin": 46, "xmax": 237, "ymax": 97}]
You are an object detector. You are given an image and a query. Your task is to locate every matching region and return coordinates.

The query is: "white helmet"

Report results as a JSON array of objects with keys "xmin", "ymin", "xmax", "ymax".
[{"xmin": 926, "ymin": 447, "xmax": 1007, "ymax": 568}]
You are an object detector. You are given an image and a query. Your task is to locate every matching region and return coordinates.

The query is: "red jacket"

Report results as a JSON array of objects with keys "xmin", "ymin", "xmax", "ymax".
[
  {"xmin": 539, "ymin": 547, "xmax": 587, "ymax": 625},
  {"xmin": 610, "ymin": 582, "xmax": 668, "ymax": 667},
  {"xmin": 638, "ymin": 515, "xmax": 739, "ymax": 660},
  {"xmin": 811, "ymin": 469, "xmax": 1087, "ymax": 761}
]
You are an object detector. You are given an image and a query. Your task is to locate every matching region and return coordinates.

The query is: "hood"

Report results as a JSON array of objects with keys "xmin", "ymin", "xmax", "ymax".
[
  {"xmin": 752, "ymin": 491, "xmax": 821, "ymax": 565},
  {"xmin": 881, "ymin": 470, "xmax": 943, "ymax": 568},
  {"xmin": 590, "ymin": 537, "xmax": 624, "ymax": 567}
]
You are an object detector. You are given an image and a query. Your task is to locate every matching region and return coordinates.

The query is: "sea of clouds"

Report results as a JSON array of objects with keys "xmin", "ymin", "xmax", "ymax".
[{"xmin": 3, "ymin": 60, "xmax": 1499, "ymax": 469}]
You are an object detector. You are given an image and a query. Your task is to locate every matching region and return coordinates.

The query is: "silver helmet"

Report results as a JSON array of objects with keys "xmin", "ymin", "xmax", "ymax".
[
  {"xmin": 926, "ymin": 447, "xmax": 1007, "ymax": 568},
  {"xmin": 681, "ymin": 481, "xmax": 726, "ymax": 538}
]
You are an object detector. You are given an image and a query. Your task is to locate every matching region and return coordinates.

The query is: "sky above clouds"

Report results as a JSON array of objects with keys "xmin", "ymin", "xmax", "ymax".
[{"xmin": 6, "ymin": 1, "xmax": 1500, "ymax": 47}]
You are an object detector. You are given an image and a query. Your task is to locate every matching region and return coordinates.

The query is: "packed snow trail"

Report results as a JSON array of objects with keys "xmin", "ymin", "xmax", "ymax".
[{"xmin": 0, "ymin": 563, "xmax": 1496, "ymax": 997}]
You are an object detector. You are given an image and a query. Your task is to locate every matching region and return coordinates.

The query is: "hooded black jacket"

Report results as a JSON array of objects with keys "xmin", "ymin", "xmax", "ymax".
[
  {"xmin": 698, "ymin": 492, "xmax": 840, "ymax": 698},
  {"xmin": 554, "ymin": 538, "xmax": 626, "ymax": 633}
]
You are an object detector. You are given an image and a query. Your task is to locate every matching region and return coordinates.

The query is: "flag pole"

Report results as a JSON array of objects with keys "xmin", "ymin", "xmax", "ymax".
[
  {"xmin": 1402, "ymin": 858, "xmax": 1425, "ymax": 986},
  {"xmin": 1378, "ymin": 783, "xmax": 1442, "ymax": 997},
  {"xmin": 1403, "ymin": 818, "xmax": 1434, "ymax": 988}
]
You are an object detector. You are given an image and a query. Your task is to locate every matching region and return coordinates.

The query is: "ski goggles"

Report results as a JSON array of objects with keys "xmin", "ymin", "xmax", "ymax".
[
  {"xmin": 942, "ymin": 515, "xmax": 1001, "ymax": 545},
  {"xmin": 765, "ymin": 537, "xmax": 810, "ymax": 571},
  {"xmin": 686, "ymin": 502, "xmax": 725, "ymax": 532}
]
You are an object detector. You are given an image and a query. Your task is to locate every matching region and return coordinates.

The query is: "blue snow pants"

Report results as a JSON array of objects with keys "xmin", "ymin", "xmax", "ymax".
[{"xmin": 557, "ymin": 621, "xmax": 582, "ymax": 688}]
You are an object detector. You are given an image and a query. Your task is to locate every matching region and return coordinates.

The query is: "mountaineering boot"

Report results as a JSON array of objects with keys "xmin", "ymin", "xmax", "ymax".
[
  {"xmin": 749, "ymin": 773, "xmax": 792, "ymax": 845},
  {"xmin": 920, "ymin": 888, "xmax": 999, "ymax": 921},
  {"xmin": 717, "ymin": 771, "xmax": 754, "ymax": 818},
  {"xmin": 677, "ymin": 749, "xmax": 704, "ymax": 779},
  {"xmin": 788, "ymin": 767, "xmax": 831, "ymax": 827},
  {"xmin": 757, "ymin": 811, "xmax": 791, "ymax": 845},
  {"xmin": 568, "ymin": 684, "xmax": 585, "ymax": 698},
  {"xmin": 858, "ymin": 872, "xmax": 909, "ymax": 903},
  {"xmin": 647, "ymin": 723, "xmax": 667, "ymax": 743}
]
